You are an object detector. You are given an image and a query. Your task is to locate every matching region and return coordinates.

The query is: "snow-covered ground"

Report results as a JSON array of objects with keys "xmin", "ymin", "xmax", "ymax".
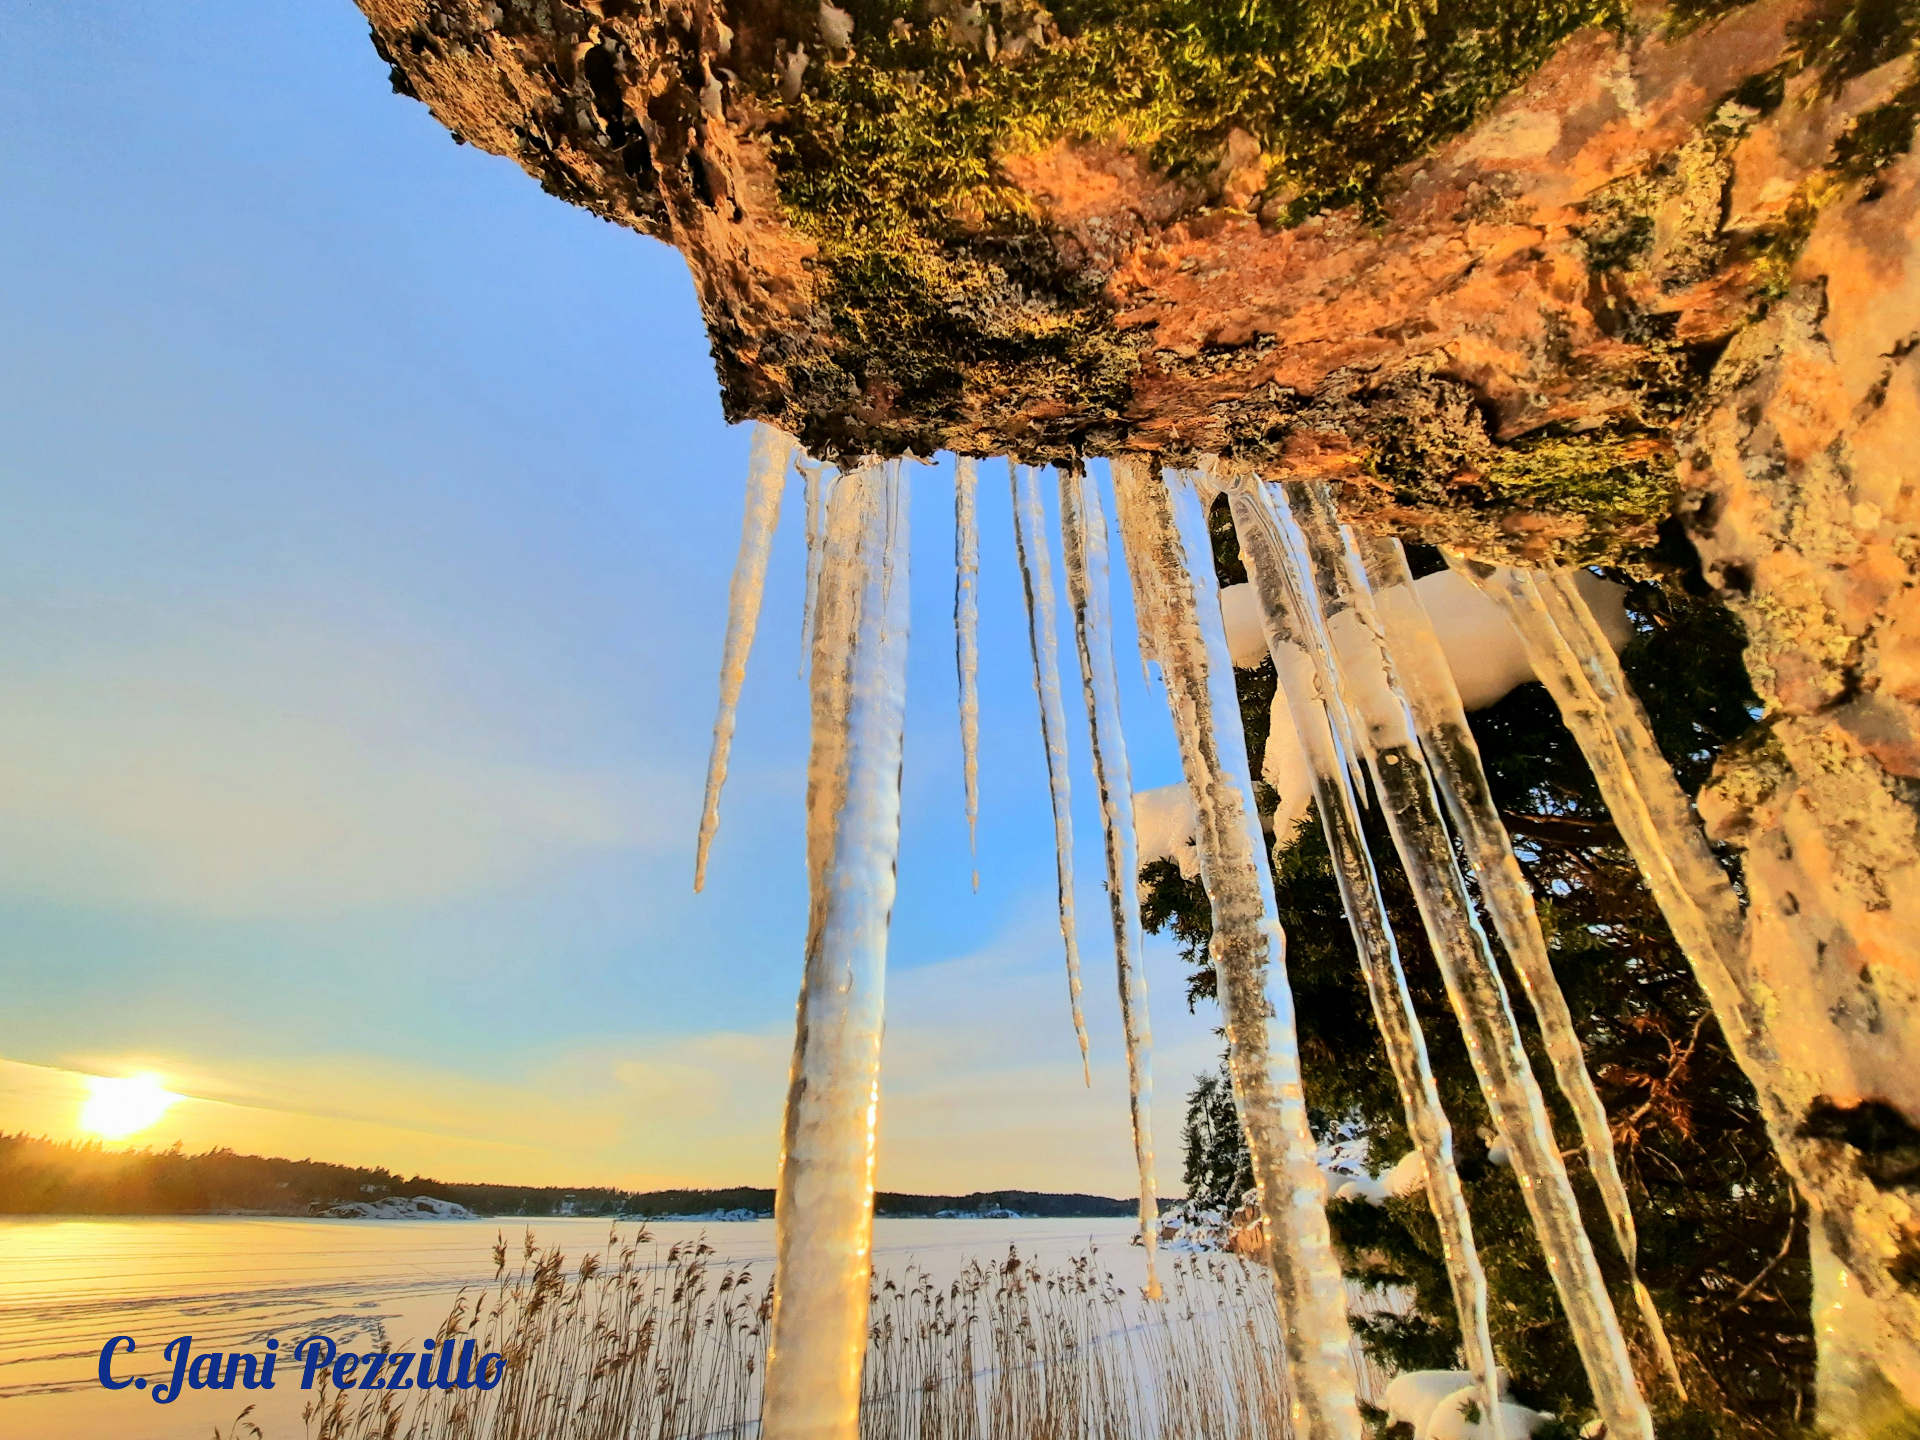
[
  {"xmin": 1, "ymin": 1208, "xmax": 1420, "ymax": 1439},
  {"xmin": 1384, "ymin": 1366, "xmax": 1560, "ymax": 1438},
  {"xmin": 320, "ymin": 1195, "xmax": 472, "ymax": 1220}
]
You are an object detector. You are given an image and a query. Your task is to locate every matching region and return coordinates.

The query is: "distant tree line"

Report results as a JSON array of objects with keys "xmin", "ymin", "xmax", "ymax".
[
  {"xmin": 1144, "ymin": 505, "xmax": 1813, "ymax": 1440},
  {"xmin": 874, "ymin": 1190, "xmax": 1140, "ymax": 1218},
  {"xmin": 0, "ymin": 1133, "xmax": 1138, "ymax": 1219}
]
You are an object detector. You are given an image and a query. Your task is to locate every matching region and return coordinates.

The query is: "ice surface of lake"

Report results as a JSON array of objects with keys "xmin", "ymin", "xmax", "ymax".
[{"xmin": 0, "ymin": 1214, "xmax": 1148, "ymax": 1440}]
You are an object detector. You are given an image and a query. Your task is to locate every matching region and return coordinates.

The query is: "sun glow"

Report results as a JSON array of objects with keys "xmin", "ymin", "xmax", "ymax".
[{"xmin": 79, "ymin": 1073, "xmax": 179, "ymax": 1140}]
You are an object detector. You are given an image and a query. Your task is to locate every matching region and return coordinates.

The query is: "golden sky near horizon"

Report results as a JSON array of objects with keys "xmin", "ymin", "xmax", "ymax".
[
  {"xmin": 0, "ymin": 0, "xmax": 1235, "ymax": 1210},
  {"xmin": 0, "ymin": 926, "xmax": 1220, "ymax": 1195}
]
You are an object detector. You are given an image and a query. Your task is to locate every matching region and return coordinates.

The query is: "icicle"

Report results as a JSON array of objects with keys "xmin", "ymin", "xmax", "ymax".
[
  {"xmin": 1447, "ymin": 559, "xmax": 1765, "ymax": 1068},
  {"xmin": 1183, "ymin": 456, "xmax": 1228, "ymax": 510},
  {"xmin": 1226, "ymin": 476, "xmax": 1505, "ymax": 1440},
  {"xmin": 1059, "ymin": 463, "xmax": 1162, "ymax": 1299},
  {"xmin": 1009, "ymin": 460, "xmax": 1090, "ymax": 1085},
  {"xmin": 1354, "ymin": 535, "xmax": 1686, "ymax": 1401},
  {"xmin": 954, "ymin": 456, "xmax": 982, "ymax": 892},
  {"xmin": 695, "ymin": 423, "xmax": 798, "ymax": 893},
  {"xmin": 1110, "ymin": 457, "xmax": 1362, "ymax": 1440},
  {"xmin": 798, "ymin": 455, "xmax": 826, "ymax": 672},
  {"xmin": 1448, "ymin": 559, "xmax": 1809, "ymax": 1356},
  {"xmin": 762, "ymin": 459, "xmax": 911, "ymax": 1440},
  {"xmin": 1115, "ymin": 457, "xmax": 1165, "ymax": 684},
  {"xmin": 1278, "ymin": 480, "xmax": 1654, "ymax": 1440}
]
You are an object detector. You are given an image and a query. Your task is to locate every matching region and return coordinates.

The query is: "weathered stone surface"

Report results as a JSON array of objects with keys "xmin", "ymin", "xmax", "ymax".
[
  {"xmin": 1689, "ymin": 127, "xmax": 1920, "ymax": 1428},
  {"xmin": 358, "ymin": 0, "xmax": 1898, "ymax": 564}
]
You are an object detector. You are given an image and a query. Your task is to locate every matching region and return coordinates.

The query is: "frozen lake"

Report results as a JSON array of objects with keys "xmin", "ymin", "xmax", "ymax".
[{"xmin": 0, "ymin": 1213, "xmax": 1152, "ymax": 1440}]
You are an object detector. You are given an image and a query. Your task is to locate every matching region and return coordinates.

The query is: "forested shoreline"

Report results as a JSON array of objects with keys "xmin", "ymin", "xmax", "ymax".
[{"xmin": 0, "ymin": 1133, "xmax": 1137, "ymax": 1220}]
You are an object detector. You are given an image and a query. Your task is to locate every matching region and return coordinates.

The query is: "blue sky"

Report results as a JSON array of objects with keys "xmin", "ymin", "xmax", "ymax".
[{"xmin": 0, "ymin": 0, "xmax": 1221, "ymax": 1193}]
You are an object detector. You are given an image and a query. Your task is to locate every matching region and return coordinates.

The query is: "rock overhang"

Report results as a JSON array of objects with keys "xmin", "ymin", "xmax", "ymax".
[{"xmin": 359, "ymin": 0, "xmax": 1920, "ymax": 567}]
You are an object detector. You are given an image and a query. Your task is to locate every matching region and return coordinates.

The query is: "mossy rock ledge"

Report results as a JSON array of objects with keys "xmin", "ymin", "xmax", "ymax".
[{"xmin": 365, "ymin": 0, "xmax": 1915, "ymax": 566}]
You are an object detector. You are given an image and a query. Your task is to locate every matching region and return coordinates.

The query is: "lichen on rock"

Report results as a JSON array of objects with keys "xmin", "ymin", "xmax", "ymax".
[{"xmin": 357, "ymin": 0, "xmax": 1918, "ymax": 565}]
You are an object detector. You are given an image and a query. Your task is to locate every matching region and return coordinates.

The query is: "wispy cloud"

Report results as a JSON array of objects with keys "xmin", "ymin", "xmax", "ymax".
[{"xmin": 878, "ymin": 916, "xmax": 1220, "ymax": 1195}]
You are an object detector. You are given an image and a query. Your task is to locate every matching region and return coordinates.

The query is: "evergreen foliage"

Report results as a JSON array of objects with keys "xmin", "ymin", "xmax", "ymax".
[
  {"xmin": 1149, "ymin": 510, "xmax": 1815, "ymax": 1438},
  {"xmin": 1180, "ymin": 1063, "xmax": 1253, "ymax": 1213}
]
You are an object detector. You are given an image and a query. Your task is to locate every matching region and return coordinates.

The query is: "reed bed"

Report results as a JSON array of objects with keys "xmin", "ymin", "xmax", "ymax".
[{"xmin": 269, "ymin": 1227, "xmax": 1381, "ymax": 1440}]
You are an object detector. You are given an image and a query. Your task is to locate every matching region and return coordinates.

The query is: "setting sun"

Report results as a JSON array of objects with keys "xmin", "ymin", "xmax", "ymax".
[{"xmin": 78, "ymin": 1073, "xmax": 179, "ymax": 1140}]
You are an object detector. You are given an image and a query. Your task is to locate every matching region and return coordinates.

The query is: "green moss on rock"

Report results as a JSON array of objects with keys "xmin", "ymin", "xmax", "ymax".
[
  {"xmin": 1481, "ymin": 431, "xmax": 1678, "ymax": 528},
  {"xmin": 754, "ymin": 0, "xmax": 1637, "ymax": 454},
  {"xmin": 761, "ymin": 17, "xmax": 1161, "ymax": 452},
  {"xmin": 1349, "ymin": 369, "xmax": 1677, "ymax": 562}
]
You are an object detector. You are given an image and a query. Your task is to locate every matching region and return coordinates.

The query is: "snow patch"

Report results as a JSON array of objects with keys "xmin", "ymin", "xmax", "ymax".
[
  {"xmin": 1218, "ymin": 581, "xmax": 1272, "ymax": 668},
  {"xmin": 1417, "ymin": 569, "xmax": 1535, "ymax": 711},
  {"xmin": 1384, "ymin": 1369, "xmax": 1553, "ymax": 1438},
  {"xmin": 1387, "ymin": 1371, "xmax": 1492, "ymax": 1434},
  {"xmin": 1330, "ymin": 1150, "xmax": 1426, "ymax": 1207},
  {"xmin": 1133, "ymin": 782, "xmax": 1199, "ymax": 880},
  {"xmin": 1221, "ymin": 572, "xmax": 1631, "ymax": 714},
  {"xmin": 1385, "ymin": 1148, "xmax": 1428, "ymax": 1198},
  {"xmin": 1262, "ymin": 691, "xmax": 1313, "ymax": 840},
  {"xmin": 1334, "ymin": 1174, "xmax": 1390, "ymax": 1207},
  {"xmin": 1572, "ymin": 569, "xmax": 1633, "ymax": 653},
  {"xmin": 1427, "ymin": 1390, "xmax": 1557, "ymax": 1439},
  {"xmin": 933, "ymin": 1205, "xmax": 1033, "ymax": 1219}
]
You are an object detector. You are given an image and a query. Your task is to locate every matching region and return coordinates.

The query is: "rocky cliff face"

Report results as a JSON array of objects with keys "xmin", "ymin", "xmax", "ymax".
[
  {"xmin": 359, "ymin": 0, "xmax": 1914, "ymax": 566},
  {"xmin": 359, "ymin": 0, "xmax": 1920, "ymax": 1425},
  {"xmin": 1688, "ymin": 111, "xmax": 1920, "ymax": 1431}
]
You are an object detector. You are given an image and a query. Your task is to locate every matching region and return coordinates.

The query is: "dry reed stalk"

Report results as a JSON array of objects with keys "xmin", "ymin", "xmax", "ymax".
[{"xmin": 249, "ymin": 1228, "xmax": 1400, "ymax": 1440}]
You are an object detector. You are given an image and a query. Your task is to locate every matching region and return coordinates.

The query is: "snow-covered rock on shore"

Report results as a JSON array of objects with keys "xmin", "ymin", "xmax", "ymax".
[{"xmin": 322, "ymin": 1195, "xmax": 471, "ymax": 1220}]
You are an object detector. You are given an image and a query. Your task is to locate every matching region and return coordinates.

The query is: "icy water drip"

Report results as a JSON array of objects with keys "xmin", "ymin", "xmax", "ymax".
[
  {"xmin": 1280, "ymin": 481, "xmax": 1654, "ymax": 1440},
  {"xmin": 1058, "ymin": 463, "xmax": 1162, "ymax": 1298},
  {"xmin": 695, "ymin": 423, "xmax": 797, "ymax": 892},
  {"xmin": 763, "ymin": 459, "xmax": 911, "ymax": 1440},
  {"xmin": 1010, "ymin": 460, "xmax": 1091, "ymax": 1084},
  {"xmin": 799, "ymin": 455, "xmax": 826, "ymax": 671},
  {"xmin": 1226, "ymin": 477, "xmax": 1505, "ymax": 1440},
  {"xmin": 954, "ymin": 456, "xmax": 982, "ymax": 892},
  {"xmin": 1110, "ymin": 457, "xmax": 1362, "ymax": 1440},
  {"xmin": 1355, "ymin": 536, "xmax": 1686, "ymax": 1400}
]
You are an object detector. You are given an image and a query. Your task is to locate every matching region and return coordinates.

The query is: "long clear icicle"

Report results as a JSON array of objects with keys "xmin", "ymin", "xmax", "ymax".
[
  {"xmin": 1010, "ymin": 460, "xmax": 1091, "ymax": 1084},
  {"xmin": 1356, "ymin": 535, "xmax": 1685, "ymax": 1400},
  {"xmin": 695, "ymin": 422, "xmax": 798, "ymax": 892},
  {"xmin": 798, "ymin": 456, "xmax": 826, "ymax": 671},
  {"xmin": 1111, "ymin": 457, "xmax": 1361, "ymax": 1440},
  {"xmin": 1447, "ymin": 559, "xmax": 1775, "ymax": 1101},
  {"xmin": 1059, "ymin": 463, "xmax": 1162, "ymax": 1298},
  {"xmin": 1279, "ymin": 480, "xmax": 1654, "ymax": 1440},
  {"xmin": 1449, "ymin": 562, "xmax": 1810, "ymax": 1290},
  {"xmin": 1227, "ymin": 477, "xmax": 1504, "ymax": 1440},
  {"xmin": 954, "ymin": 456, "xmax": 982, "ymax": 892},
  {"xmin": 762, "ymin": 459, "xmax": 911, "ymax": 1440}
]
